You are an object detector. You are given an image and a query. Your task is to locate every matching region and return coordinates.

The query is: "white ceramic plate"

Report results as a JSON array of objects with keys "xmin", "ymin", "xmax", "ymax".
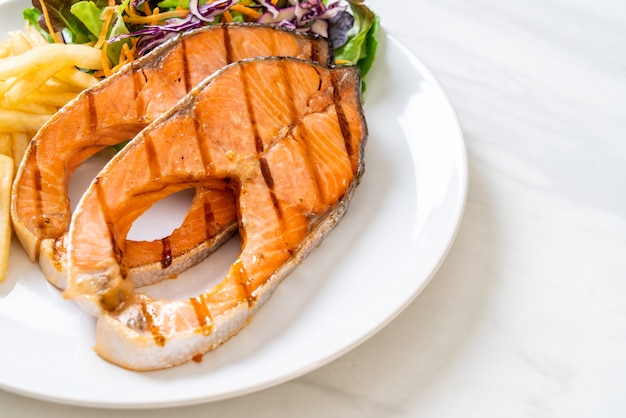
[{"xmin": 0, "ymin": 4, "xmax": 467, "ymax": 408}]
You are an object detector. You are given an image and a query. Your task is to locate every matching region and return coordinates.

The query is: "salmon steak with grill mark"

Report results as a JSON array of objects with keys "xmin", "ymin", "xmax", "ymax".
[
  {"xmin": 10, "ymin": 23, "xmax": 332, "ymax": 290},
  {"xmin": 65, "ymin": 57, "xmax": 367, "ymax": 370}
]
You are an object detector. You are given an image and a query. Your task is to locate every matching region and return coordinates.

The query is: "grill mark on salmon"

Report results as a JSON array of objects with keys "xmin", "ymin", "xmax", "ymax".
[
  {"xmin": 295, "ymin": 123, "xmax": 325, "ymax": 203},
  {"xmin": 310, "ymin": 40, "xmax": 318, "ymax": 63},
  {"xmin": 161, "ymin": 237, "xmax": 172, "ymax": 269},
  {"xmin": 313, "ymin": 66, "xmax": 323, "ymax": 91},
  {"xmin": 259, "ymin": 156, "xmax": 283, "ymax": 222},
  {"xmin": 258, "ymin": 157, "xmax": 275, "ymax": 190},
  {"xmin": 180, "ymin": 38, "xmax": 192, "ymax": 93},
  {"xmin": 240, "ymin": 58, "xmax": 303, "ymax": 224},
  {"xmin": 222, "ymin": 25, "xmax": 234, "ymax": 64},
  {"xmin": 133, "ymin": 69, "xmax": 148, "ymax": 119},
  {"xmin": 237, "ymin": 60, "xmax": 287, "ymax": 239},
  {"xmin": 31, "ymin": 143, "xmax": 45, "ymax": 243},
  {"xmin": 202, "ymin": 192, "xmax": 216, "ymax": 241},
  {"xmin": 65, "ymin": 57, "xmax": 367, "ymax": 370},
  {"xmin": 189, "ymin": 293, "xmax": 214, "ymax": 336},
  {"xmin": 232, "ymin": 258, "xmax": 255, "ymax": 306},
  {"xmin": 331, "ymin": 71, "xmax": 354, "ymax": 160},
  {"xmin": 87, "ymin": 90, "xmax": 98, "ymax": 133},
  {"xmin": 11, "ymin": 24, "xmax": 333, "ymax": 290},
  {"xmin": 140, "ymin": 301, "xmax": 166, "ymax": 347},
  {"xmin": 239, "ymin": 64, "xmax": 265, "ymax": 155},
  {"xmin": 94, "ymin": 178, "xmax": 128, "ymax": 280},
  {"xmin": 143, "ymin": 133, "xmax": 160, "ymax": 180}
]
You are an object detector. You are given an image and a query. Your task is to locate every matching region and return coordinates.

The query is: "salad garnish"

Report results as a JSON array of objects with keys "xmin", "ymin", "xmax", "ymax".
[{"xmin": 23, "ymin": 0, "xmax": 379, "ymax": 81}]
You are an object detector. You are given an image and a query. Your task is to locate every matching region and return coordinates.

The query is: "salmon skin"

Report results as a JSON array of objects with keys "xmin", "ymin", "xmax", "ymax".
[
  {"xmin": 10, "ymin": 23, "xmax": 332, "ymax": 290},
  {"xmin": 65, "ymin": 57, "xmax": 367, "ymax": 370}
]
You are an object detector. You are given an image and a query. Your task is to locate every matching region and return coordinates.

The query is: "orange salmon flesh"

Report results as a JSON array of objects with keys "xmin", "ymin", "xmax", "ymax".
[{"xmin": 66, "ymin": 56, "xmax": 367, "ymax": 370}]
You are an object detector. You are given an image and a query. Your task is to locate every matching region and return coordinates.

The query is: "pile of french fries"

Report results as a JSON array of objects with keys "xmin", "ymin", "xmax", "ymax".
[{"xmin": 0, "ymin": 26, "xmax": 104, "ymax": 281}]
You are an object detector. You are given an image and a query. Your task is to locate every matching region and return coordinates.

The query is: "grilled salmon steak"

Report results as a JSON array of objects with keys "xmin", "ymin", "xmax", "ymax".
[
  {"xmin": 10, "ymin": 24, "xmax": 332, "ymax": 289},
  {"xmin": 65, "ymin": 57, "xmax": 367, "ymax": 370}
]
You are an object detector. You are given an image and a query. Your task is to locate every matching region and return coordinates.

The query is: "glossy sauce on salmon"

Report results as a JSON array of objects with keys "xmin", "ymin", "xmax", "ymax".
[
  {"xmin": 66, "ymin": 57, "xmax": 367, "ymax": 370},
  {"xmin": 10, "ymin": 24, "xmax": 332, "ymax": 289}
]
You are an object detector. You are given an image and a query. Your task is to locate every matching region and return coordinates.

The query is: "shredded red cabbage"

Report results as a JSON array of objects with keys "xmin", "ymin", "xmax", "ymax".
[{"xmin": 111, "ymin": 0, "xmax": 353, "ymax": 56}]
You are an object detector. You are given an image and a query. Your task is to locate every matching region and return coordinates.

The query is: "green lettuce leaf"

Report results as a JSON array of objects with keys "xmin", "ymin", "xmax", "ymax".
[
  {"xmin": 70, "ymin": 0, "xmax": 131, "ymax": 65},
  {"xmin": 30, "ymin": 0, "xmax": 93, "ymax": 43},
  {"xmin": 107, "ymin": 7, "xmax": 131, "ymax": 63},
  {"xmin": 22, "ymin": 7, "xmax": 54, "ymax": 42},
  {"xmin": 69, "ymin": 0, "xmax": 102, "ymax": 40},
  {"xmin": 157, "ymin": 0, "xmax": 189, "ymax": 9},
  {"xmin": 334, "ymin": 0, "xmax": 379, "ymax": 89}
]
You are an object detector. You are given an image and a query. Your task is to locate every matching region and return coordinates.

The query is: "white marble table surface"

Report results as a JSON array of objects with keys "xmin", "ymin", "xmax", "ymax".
[{"xmin": 2, "ymin": 0, "xmax": 625, "ymax": 416}]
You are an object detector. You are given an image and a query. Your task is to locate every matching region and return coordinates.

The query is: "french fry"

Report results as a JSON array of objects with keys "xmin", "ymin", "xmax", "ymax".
[
  {"xmin": 11, "ymin": 132, "xmax": 29, "ymax": 169},
  {"xmin": 4, "ymin": 62, "xmax": 68, "ymax": 104},
  {"xmin": 0, "ymin": 39, "xmax": 12, "ymax": 58},
  {"xmin": 0, "ymin": 30, "xmax": 101, "ymax": 123},
  {"xmin": 0, "ymin": 109, "xmax": 50, "ymax": 132},
  {"xmin": 40, "ymin": 77, "xmax": 82, "ymax": 94},
  {"xmin": 24, "ymin": 25, "xmax": 48, "ymax": 47},
  {"xmin": 24, "ymin": 91, "xmax": 74, "ymax": 108},
  {"xmin": 0, "ymin": 132, "xmax": 11, "ymax": 157},
  {"xmin": 0, "ymin": 43, "xmax": 102, "ymax": 79},
  {"xmin": 54, "ymin": 67, "xmax": 99, "ymax": 91},
  {"xmin": 7, "ymin": 30, "xmax": 33, "ymax": 56},
  {"xmin": 0, "ymin": 98, "xmax": 57, "ymax": 115},
  {"xmin": 0, "ymin": 154, "xmax": 13, "ymax": 282}
]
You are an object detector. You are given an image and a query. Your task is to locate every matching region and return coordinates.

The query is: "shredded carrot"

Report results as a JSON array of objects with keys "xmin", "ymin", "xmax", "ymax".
[
  {"xmin": 100, "ymin": 41, "xmax": 112, "ymax": 77},
  {"xmin": 230, "ymin": 4, "xmax": 261, "ymax": 20},
  {"xmin": 124, "ymin": 2, "xmax": 147, "ymax": 22},
  {"xmin": 222, "ymin": 10, "xmax": 233, "ymax": 23},
  {"xmin": 117, "ymin": 45, "xmax": 129, "ymax": 66},
  {"xmin": 109, "ymin": 61, "xmax": 125, "ymax": 74},
  {"xmin": 38, "ymin": 0, "xmax": 62, "ymax": 43},
  {"xmin": 125, "ymin": 1, "xmax": 154, "ymax": 20},
  {"xmin": 95, "ymin": 6, "xmax": 117, "ymax": 76},
  {"xmin": 103, "ymin": 38, "xmax": 138, "ymax": 75},
  {"xmin": 121, "ymin": 40, "xmax": 137, "ymax": 63},
  {"xmin": 94, "ymin": 6, "xmax": 115, "ymax": 49}
]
